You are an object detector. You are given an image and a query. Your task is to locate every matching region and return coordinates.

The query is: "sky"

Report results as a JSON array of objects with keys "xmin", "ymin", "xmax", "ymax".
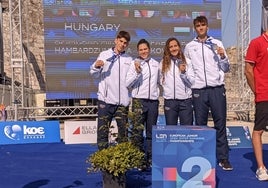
[{"xmin": 222, "ymin": 0, "xmax": 262, "ymax": 47}]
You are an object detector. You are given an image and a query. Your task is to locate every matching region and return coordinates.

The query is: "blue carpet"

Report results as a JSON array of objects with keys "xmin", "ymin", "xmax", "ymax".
[{"xmin": 0, "ymin": 143, "xmax": 268, "ymax": 188}]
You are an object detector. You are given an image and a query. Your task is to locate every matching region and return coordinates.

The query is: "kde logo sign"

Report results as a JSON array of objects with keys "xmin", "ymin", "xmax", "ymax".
[
  {"xmin": 4, "ymin": 125, "xmax": 46, "ymax": 140},
  {"xmin": 0, "ymin": 121, "xmax": 61, "ymax": 144}
]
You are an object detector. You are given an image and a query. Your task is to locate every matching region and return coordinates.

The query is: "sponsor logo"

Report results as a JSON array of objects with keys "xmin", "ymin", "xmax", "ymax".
[
  {"xmin": 23, "ymin": 126, "xmax": 45, "ymax": 139},
  {"xmin": 4, "ymin": 125, "xmax": 22, "ymax": 140},
  {"xmin": 4, "ymin": 124, "xmax": 45, "ymax": 140},
  {"xmin": 72, "ymin": 125, "xmax": 97, "ymax": 135},
  {"xmin": 73, "ymin": 127, "xmax": 80, "ymax": 135}
]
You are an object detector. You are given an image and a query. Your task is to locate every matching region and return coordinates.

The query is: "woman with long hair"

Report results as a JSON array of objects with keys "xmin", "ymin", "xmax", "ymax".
[{"xmin": 160, "ymin": 37, "xmax": 194, "ymax": 125}]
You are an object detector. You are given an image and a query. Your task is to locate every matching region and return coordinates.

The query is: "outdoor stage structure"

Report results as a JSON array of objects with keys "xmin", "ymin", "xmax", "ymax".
[{"xmin": 0, "ymin": 0, "xmax": 256, "ymax": 121}]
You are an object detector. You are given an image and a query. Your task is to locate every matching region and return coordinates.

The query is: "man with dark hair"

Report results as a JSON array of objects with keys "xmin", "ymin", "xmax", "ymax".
[
  {"xmin": 90, "ymin": 30, "xmax": 132, "ymax": 150},
  {"xmin": 184, "ymin": 16, "xmax": 232, "ymax": 171}
]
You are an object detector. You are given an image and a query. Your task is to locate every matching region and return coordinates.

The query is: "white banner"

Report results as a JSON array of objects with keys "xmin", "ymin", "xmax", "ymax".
[
  {"xmin": 64, "ymin": 119, "xmax": 118, "ymax": 144},
  {"xmin": 64, "ymin": 120, "xmax": 97, "ymax": 144}
]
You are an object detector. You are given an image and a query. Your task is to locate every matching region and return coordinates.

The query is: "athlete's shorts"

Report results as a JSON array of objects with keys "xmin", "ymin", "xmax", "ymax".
[{"xmin": 254, "ymin": 101, "xmax": 268, "ymax": 131}]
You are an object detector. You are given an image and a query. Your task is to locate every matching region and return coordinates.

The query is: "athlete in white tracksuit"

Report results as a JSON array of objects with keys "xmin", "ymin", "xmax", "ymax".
[
  {"xmin": 126, "ymin": 39, "xmax": 160, "ymax": 167},
  {"xmin": 90, "ymin": 48, "xmax": 132, "ymax": 107},
  {"xmin": 126, "ymin": 57, "xmax": 160, "ymax": 101},
  {"xmin": 184, "ymin": 37, "xmax": 229, "ymax": 89},
  {"xmin": 90, "ymin": 31, "xmax": 132, "ymax": 150},
  {"xmin": 184, "ymin": 16, "xmax": 232, "ymax": 170},
  {"xmin": 160, "ymin": 37, "xmax": 195, "ymax": 126}
]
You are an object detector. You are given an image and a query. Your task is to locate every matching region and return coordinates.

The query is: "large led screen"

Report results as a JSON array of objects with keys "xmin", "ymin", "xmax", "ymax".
[{"xmin": 43, "ymin": 0, "xmax": 221, "ymax": 100}]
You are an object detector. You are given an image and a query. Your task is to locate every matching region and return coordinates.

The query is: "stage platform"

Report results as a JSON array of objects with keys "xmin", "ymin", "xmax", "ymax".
[{"xmin": 1, "ymin": 142, "xmax": 268, "ymax": 188}]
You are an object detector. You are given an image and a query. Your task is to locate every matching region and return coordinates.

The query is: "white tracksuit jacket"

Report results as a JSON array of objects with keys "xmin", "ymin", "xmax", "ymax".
[
  {"xmin": 184, "ymin": 36, "xmax": 230, "ymax": 89},
  {"xmin": 159, "ymin": 57, "xmax": 194, "ymax": 100},
  {"xmin": 90, "ymin": 48, "xmax": 132, "ymax": 106},
  {"xmin": 126, "ymin": 58, "xmax": 160, "ymax": 100}
]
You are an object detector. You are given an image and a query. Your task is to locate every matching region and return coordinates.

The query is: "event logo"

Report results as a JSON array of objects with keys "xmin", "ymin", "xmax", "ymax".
[
  {"xmin": 4, "ymin": 125, "xmax": 22, "ymax": 140},
  {"xmin": 155, "ymin": 133, "xmax": 168, "ymax": 142},
  {"xmin": 4, "ymin": 124, "xmax": 45, "ymax": 140}
]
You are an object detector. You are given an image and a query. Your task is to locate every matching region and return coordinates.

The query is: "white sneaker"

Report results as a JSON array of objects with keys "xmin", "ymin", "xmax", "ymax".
[{"xmin": 256, "ymin": 167, "xmax": 268, "ymax": 181}]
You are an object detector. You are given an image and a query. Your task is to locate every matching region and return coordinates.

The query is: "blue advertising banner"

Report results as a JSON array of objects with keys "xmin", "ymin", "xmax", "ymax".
[
  {"xmin": 226, "ymin": 126, "xmax": 252, "ymax": 148},
  {"xmin": 157, "ymin": 115, "xmax": 252, "ymax": 148},
  {"xmin": 0, "ymin": 121, "xmax": 61, "ymax": 145},
  {"xmin": 152, "ymin": 125, "xmax": 216, "ymax": 188}
]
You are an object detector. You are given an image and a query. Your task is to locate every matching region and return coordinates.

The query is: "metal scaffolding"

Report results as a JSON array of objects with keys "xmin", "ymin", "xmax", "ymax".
[
  {"xmin": 227, "ymin": 0, "xmax": 254, "ymax": 117},
  {"xmin": 9, "ymin": 0, "xmax": 24, "ymax": 111}
]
